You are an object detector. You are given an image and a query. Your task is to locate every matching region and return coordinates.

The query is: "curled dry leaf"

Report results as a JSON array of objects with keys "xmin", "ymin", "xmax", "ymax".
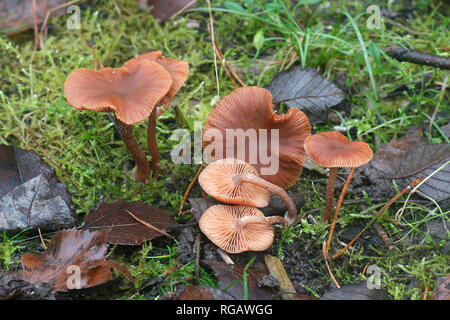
[
  {"xmin": 84, "ymin": 199, "xmax": 177, "ymax": 245},
  {"xmin": 21, "ymin": 228, "xmax": 132, "ymax": 292},
  {"xmin": 0, "ymin": 145, "xmax": 75, "ymax": 232},
  {"xmin": 266, "ymin": 67, "xmax": 344, "ymax": 125},
  {"xmin": 357, "ymin": 127, "xmax": 450, "ymax": 201}
]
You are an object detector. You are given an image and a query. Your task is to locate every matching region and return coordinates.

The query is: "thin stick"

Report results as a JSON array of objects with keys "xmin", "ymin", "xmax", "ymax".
[
  {"xmin": 195, "ymin": 232, "xmax": 201, "ymax": 283},
  {"xmin": 38, "ymin": 227, "xmax": 47, "ymax": 249},
  {"xmin": 332, "ymin": 177, "xmax": 423, "ymax": 260},
  {"xmin": 323, "ymin": 240, "xmax": 340, "ymax": 288},
  {"xmin": 33, "ymin": 0, "xmax": 39, "ymax": 51},
  {"xmin": 385, "ymin": 45, "xmax": 450, "ymax": 70},
  {"xmin": 169, "ymin": 0, "xmax": 197, "ymax": 21},
  {"xmin": 217, "ymin": 248, "xmax": 234, "ymax": 264},
  {"xmin": 213, "ymin": 38, "xmax": 246, "ymax": 87},
  {"xmin": 373, "ymin": 221, "xmax": 395, "ymax": 251},
  {"xmin": 125, "ymin": 210, "xmax": 173, "ymax": 239},
  {"xmin": 178, "ymin": 161, "xmax": 204, "ymax": 216},
  {"xmin": 361, "ymin": 262, "xmax": 370, "ymax": 280},
  {"xmin": 206, "ymin": 0, "xmax": 220, "ymax": 97},
  {"xmin": 428, "ymin": 75, "xmax": 448, "ymax": 133},
  {"xmin": 324, "ymin": 168, "xmax": 355, "ymax": 259}
]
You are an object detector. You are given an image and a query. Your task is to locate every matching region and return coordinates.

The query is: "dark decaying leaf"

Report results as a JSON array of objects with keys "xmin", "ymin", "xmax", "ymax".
[
  {"xmin": 432, "ymin": 275, "xmax": 450, "ymax": 300},
  {"xmin": 202, "ymin": 260, "xmax": 276, "ymax": 300},
  {"xmin": 168, "ymin": 285, "xmax": 235, "ymax": 300},
  {"xmin": 320, "ymin": 281, "xmax": 391, "ymax": 300},
  {"xmin": 266, "ymin": 67, "xmax": 344, "ymax": 125},
  {"xmin": 84, "ymin": 199, "xmax": 177, "ymax": 245},
  {"xmin": 358, "ymin": 128, "xmax": 450, "ymax": 201},
  {"xmin": 0, "ymin": 0, "xmax": 67, "ymax": 35},
  {"xmin": 188, "ymin": 197, "xmax": 221, "ymax": 222},
  {"xmin": 139, "ymin": 0, "xmax": 197, "ymax": 22},
  {"xmin": 0, "ymin": 145, "xmax": 75, "ymax": 232},
  {"xmin": 0, "ymin": 270, "xmax": 56, "ymax": 300},
  {"xmin": 21, "ymin": 228, "xmax": 132, "ymax": 292}
]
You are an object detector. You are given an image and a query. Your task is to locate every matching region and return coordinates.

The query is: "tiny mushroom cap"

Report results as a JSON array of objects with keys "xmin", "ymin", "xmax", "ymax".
[
  {"xmin": 199, "ymin": 158, "xmax": 270, "ymax": 208},
  {"xmin": 123, "ymin": 51, "xmax": 189, "ymax": 107},
  {"xmin": 64, "ymin": 59, "xmax": 172, "ymax": 125},
  {"xmin": 202, "ymin": 86, "xmax": 311, "ymax": 189},
  {"xmin": 304, "ymin": 131, "xmax": 373, "ymax": 168},
  {"xmin": 199, "ymin": 204, "xmax": 274, "ymax": 254}
]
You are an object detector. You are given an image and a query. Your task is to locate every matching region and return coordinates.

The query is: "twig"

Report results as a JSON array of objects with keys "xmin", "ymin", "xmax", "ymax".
[
  {"xmin": 361, "ymin": 262, "xmax": 370, "ymax": 280},
  {"xmin": 206, "ymin": 0, "xmax": 220, "ymax": 97},
  {"xmin": 213, "ymin": 38, "xmax": 246, "ymax": 87},
  {"xmin": 217, "ymin": 248, "xmax": 234, "ymax": 264},
  {"xmin": 323, "ymin": 240, "xmax": 340, "ymax": 288},
  {"xmin": 178, "ymin": 162, "xmax": 204, "ymax": 216},
  {"xmin": 32, "ymin": 0, "xmax": 39, "ymax": 51},
  {"xmin": 332, "ymin": 177, "xmax": 423, "ymax": 260},
  {"xmin": 195, "ymin": 232, "xmax": 201, "ymax": 283},
  {"xmin": 169, "ymin": 0, "xmax": 197, "ymax": 21},
  {"xmin": 385, "ymin": 45, "xmax": 450, "ymax": 70},
  {"xmin": 38, "ymin": 227, "xmax": 47, "ymax": 249},
  {"xmin": 373, "ymin": 221, "xmax": 396, "ymax": 251},
  {"xmin": 125, "ymin": 210, "xmax": 173, "ymax": 239},
  {"xmin": 428, "ymin": 75, "xmax": 448, "ymax": 133}
]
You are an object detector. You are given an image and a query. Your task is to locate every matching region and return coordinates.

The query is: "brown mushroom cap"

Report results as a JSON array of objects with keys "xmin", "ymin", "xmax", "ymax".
[
  {"xmin": 304, "ymin": 131, "xmax": 373, "ymax": 168},
  {"xmin": 123, "ymin": 51, "xmax": 189, "ymax": 106},
  {"xmin": 198, "ymin": 158, "xmax": 270, "ymax": 208},
  {"xmin": 202, "ymin": 86, "xmax": 311, "ymax": 188},
  {"xmin": 64, "ymin": 60, "xmax": 172, "ymax": 125},
  {"xmin": 199, "ymin": 204, "xmax": 274, "ymax": 253}
]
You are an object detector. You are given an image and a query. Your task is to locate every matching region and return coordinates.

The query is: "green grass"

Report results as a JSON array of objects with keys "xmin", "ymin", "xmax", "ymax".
[{"xmin": 0, "ymin": 0, "xmax": 449, "ymax": 299}]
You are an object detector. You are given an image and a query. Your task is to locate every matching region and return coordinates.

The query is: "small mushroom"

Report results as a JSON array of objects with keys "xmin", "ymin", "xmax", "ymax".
[
  {"xmin": 304, "ymin": 131, "xmax": 373, "ymax": 222},
  {"xmin": 202, "ymin": 86, "xmax": 311, "ymax": 189},
  {"xmin": 64, "ymin": 60, "xmax": 172, "ymax": 183},
  {"xmin": 199, "ymin": 204, "xmax": 286, "ymax": 254},
  {"xmin": 124, "ymin": 51, "xmax": 189, "ymax": 172},
  {"xmin": 199, "ymin": 158, "xmax": 297, "ymax": 225}
]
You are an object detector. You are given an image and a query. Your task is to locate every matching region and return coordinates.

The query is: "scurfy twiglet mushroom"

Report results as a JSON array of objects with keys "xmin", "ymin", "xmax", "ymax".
[
  {"xmin": 202, "ymin": 86, "xmax": 311, "ymax": 189},
  {"xmin": 304, "ymin": 131, "xmax": 373, "ymax": 222},
  {"xmin": 64, "ymin": 60, "xmax": 172, "ymax": 183},
  {"xmin": 199, "ymin": 204, "xmax": 286, "ymax": 254},
  {"xmin": 199, "ymin": 158, "xmax": 298, "ymax": 226}
]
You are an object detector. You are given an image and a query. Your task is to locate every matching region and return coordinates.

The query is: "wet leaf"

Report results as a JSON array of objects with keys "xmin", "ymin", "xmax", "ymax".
[
  {"xmin": 202, "ymin": 260, "xmax": 275, "ymax": 300},
  {"xmin": 432, "ymin": 275, "xmax": 450, "ymax": 300},
  {"xmin": 170, "ymin": 285, "xmax": 234, "ymax": 300},
  {"xmin": 266, "ymin": 67, "xmax": 344, "ymax": 125},
  {"xmin": 188, "ymin": 197, "xmax": 220, "ymax": 222},
  {"xmin": 359, "ymin": 128, "xmax": 450, "ymax": 201},
  {"xmin": 139, "ymin": 0, "xmax": 197, "ymax": 22},
  {"xmin": 0, "ymin": 0, "xmax": 67, "ymax": 35},
  {"xmin": 0, "ymin": 145, "xmax": 75, "ymax": 232},
  {"xmin": 84, "ymin": 199, "xmax": 177, "ymax": 245},
  {"xmin": 0, "ymin": 270, "xmax": 56, "ymax": 300},
  {"xmin": 320, "ymin": 281, "xmax": 391, "ymax": 300},
  {"xmin": 21, "ymin": 228, "xmax": 132, "ymax": 292}
]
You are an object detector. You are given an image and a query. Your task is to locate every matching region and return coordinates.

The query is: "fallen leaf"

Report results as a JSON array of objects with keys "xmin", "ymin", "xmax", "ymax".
[
  {"xmin": 0, "ymin": 145, "xmax": 75, "ymax": 232},
  {"xmin": 0, "ymin": 270, "xmax": 56, "ymax": 300},
  {"xmin": 266, "ymin": 67, "xmax": 344, "ymax": 125},
  {"xmin": 202, "ymin": 260, "xmax": 275, "ymax": 300},
  {"xmin": 139, "ymin": 0, "xmax": 197, "ymax": 22},
  {"xmin": 0, "ymin": 0, "xmax": 67, "ymax": 35},
  {"xmin": 358, "ymin": 127, "xmax": 450, "ymax": 201},
  {"xmin": 188, "ymin": 197, "xmax": 220, "ymax": 222},
  {"xmin": 320, "ymin": 281, "xmax": 391, "ymax": 300},
  {"xmin": 170, "ymin": 285, "xmax": 234, "ymax": 300},
  {"xmin": 432, "ymin": 275, "xmax": 450, "ymax": 300},
  {"xmin": 21, "ymin": 228, "xmax": 131, "ymax": 292},
  {"xmin": 84, "ymin": 199, "xmax": 177, "ymax": 245}
]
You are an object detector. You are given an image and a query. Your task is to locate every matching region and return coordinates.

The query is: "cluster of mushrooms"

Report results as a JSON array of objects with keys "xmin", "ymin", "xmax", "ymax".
[
  {"xmin": 64, "ymin": 56, "xmax": 373, "ymax": 255},
  {"xmin": 64, "ymin": 51, "xmax": 189, "ymax": 183}
]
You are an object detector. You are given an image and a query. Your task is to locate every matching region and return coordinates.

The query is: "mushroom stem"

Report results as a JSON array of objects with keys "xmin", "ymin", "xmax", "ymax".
[
  {"xmin": 233, "ymin": 173, "xmax": 296, "ymax": 226},
  {"xmin": 118, "ymin": 119, "xmax": 150, "ymax": 184},
  {"xmin": 236, "ymin": 215, "xmax": 287, "ymax": 229},
  {"xmin": 322, "ymin": 167, "xmax": 338, "ymax": 222},
  {"xmin": 147, "ymin": 107, "xmax": 161, "ymax": 173}
]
